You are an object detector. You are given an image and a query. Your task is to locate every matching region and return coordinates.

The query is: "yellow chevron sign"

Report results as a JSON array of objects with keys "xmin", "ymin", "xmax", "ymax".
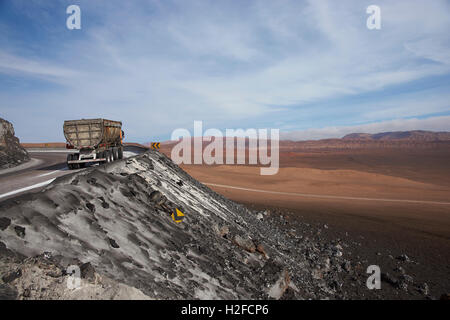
[
  {"xmin": 171, "ymin": 208, "xmax": 185, "ymax": 223},
  {"xmin": 151, "ymin": 142, "xmax": 160, "ymax": 149}
]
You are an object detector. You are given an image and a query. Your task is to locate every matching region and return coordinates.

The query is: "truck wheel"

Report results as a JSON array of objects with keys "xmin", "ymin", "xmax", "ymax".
[
  {"xmin": 72, "ymin": 154, "xmax": 80, "ymax": 169},
  {"xmin": 118, "ymin": 147, "xmax": 123, "ymax": 159},
  {"xmin": 105, "ymin": 150, "xmax": 112, "ymax": 163},
  {"xmin": 112, "ymin": 147, "xmax": 119, "ymax": 161},
  {"xmin": 98, "ymin": 151, "xmax": 106, "ymax": 164},
  {"xmin": 67, "ymin": 154, "xmax": 73, "ymax": 170}
]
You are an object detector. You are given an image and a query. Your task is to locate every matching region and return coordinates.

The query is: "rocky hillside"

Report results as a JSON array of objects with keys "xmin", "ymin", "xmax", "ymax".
[
  {"xmin": 0, "ymin": 118, "xmax": 29, "ymax": 169},
  {"xmin": 0, "ymin": 151, "xmax": 349, "ymax": 299},
  {"xmin": 0, "ymin": 151, "xmax": 432, "ymax": 300}
]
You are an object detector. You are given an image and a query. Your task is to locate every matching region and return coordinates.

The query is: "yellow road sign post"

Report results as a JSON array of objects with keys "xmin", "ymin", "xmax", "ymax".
[
  {"xmin": 151, "ymin": 142, "xmax": 160, "ymax": 150},
  {"xmin": 171, "ymin": 208, "xmax": 185, "ymax": 223}
]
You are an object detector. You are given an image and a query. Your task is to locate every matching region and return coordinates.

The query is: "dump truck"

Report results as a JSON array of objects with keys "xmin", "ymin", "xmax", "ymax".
[{"xmin": 63, "ymin": 118, "xmax": 124, "ymax": 169}]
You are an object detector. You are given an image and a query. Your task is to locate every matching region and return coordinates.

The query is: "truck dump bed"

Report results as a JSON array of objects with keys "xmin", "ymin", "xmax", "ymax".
[{"xmin": 63, "ymin": 118, "xmax": 122, "ymax": 149}]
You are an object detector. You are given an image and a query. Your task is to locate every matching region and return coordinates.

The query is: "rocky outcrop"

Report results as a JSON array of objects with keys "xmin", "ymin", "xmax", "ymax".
[
  {"xmin": 0, "ymin": 118, "xmax": 29, "ymax": 169},
  {"xmin": 0, "ymin": 248, "xmax": 151, "ymax": 300}
]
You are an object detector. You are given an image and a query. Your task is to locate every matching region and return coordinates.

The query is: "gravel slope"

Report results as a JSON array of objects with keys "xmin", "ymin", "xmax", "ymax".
[{"xmin": 0, "ymin": 151, "xmax": 428, "ymax": 299}]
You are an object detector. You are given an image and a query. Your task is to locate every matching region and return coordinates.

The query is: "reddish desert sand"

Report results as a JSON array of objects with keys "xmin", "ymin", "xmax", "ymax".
[{"xmin": 170, "ymin": 143, "xmax": 450, "ymax": 297}]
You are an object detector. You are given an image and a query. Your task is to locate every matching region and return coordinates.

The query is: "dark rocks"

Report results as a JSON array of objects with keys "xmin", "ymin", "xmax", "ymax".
[
  {"xmin": 85, "ymin": 202, "xmax": 96, "ymax": 213},
  {"xmin": 86, "ymin": 176, "xmax": 107, "ymax": 190},
  {"xmin": 233, "ymin": 235, "xmax": 256, "ymax": 253},
  {"xmin": 22, "ymin": 287, "xmax": 31, "ymax": 298},
  {"xmin": 396, "ymin": 254, "xmax": 411, "ymax": 262},
  {"xmin": 398, "ymin": 282, "xmax": 408, "ymax": 292},
  {"xmin": 0, "ymin": 284, "xmax": 18, "ymax": 300},
  {"xmin": 256, "ymin": 244, "xmax": 269, "ymax": 259},
  {"xmin": 80, "ymin": 262, "xmax": 96, "ymax": 280},
  {"xmin": 108, "ymin": 238, "xmax": 120, "ymax": 248},
  {"xmin": 149, "ymin": 190, "xmax": 166, "ymax": 205},
  {"xmin": 333, "ymin": 244, "xmax": 343, "ymax": 257},
  {"xmin": 120, "ymin": 187, "xmax": 136, "ymax": 199},
  {"xmin": 342, "ymin": 260, "xmax": 352, "ymax": 272},
  {"xmin": 440, "ymin": 293, "xmax": 450, "ymax": 300},
  {"xmin": 395, "ymin": 266, "xmax": 406, "ymax": 275},
  {"xmin": 98, "ymin": 197, "xmax": 110, "ymax": 209},
  {"xmin": 0, "ymin": 217, "xmax": 11, "ymax": 230},
  {"xmin": 2, "ymin": 269, "xmax": 22, "ymax": 283},
  {"xmin": 418, "ymin": 283, "xmax": 429, "ymax": 296},
  {"xmin": 0, "ymin": 241, "xmax": 24, "ymax": 260},
  {"xmin": 14, "ymin": 225, "xmax": 25, "ymax": 238},
  {"xmin": 381, "ymin": 272, "xmax": 398, "ymax": 286},
  {"xmin": 267, "ymin": 269, "xmax": 290, "ymax": 299},
  {"xmin": 400, "ymin": 274, "xmax": 413, "ymax": 284},
  {"xmin": 213, "ymin": 224, "xmax": 229, "ymax": 238}
]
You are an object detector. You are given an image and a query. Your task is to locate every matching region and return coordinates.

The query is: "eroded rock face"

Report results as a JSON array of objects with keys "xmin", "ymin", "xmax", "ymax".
[{"xmin": 0, "ymin": 118, "xmax": 29, "ymax": 169}]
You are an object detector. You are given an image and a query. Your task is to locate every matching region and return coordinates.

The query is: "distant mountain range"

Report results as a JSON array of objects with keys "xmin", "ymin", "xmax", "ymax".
[
  {"xmin": 153, "ymin": 130, "xmax": 450, "ymax": 154},
  {"xmin": 342, "ymin": 130, "xmax": 450, "ymax": 141}
]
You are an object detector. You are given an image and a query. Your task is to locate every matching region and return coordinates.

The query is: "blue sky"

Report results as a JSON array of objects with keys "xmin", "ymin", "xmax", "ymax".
[{"xmin": 0, "ymin": 0, "xmax": 449, "ymax": 142}]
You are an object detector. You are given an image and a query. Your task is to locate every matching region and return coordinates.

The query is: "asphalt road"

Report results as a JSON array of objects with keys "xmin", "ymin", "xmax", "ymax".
[{"xmin": 0, "ymin": 147, "xmax": 144, "ymax": 202}]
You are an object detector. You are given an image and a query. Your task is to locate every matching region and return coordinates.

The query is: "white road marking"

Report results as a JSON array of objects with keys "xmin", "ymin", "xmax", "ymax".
[
  {"xmin": 204, "ymin": 183, "xmax": 450, "ymax": 206},
  {"xmin": 0, "ymin": 178, "xmax": 56, "ymax": 199},
  {"xmin": 0, "ymin": 148, "xmax": 143, "ymax": 201},
  {"xmin": 26, "ymin": 148, "xmax": 76, "ymax": 153},
  {"xmin": 37, "ymin": 169, "xmax": 66, "ymax": 178},
  {"xmin": 123, "ymin": 151, "xmax": 138, "ymax": 158},
  {"xmin": 0, "ymin": 158, "xmax": 43, "ymax": 176}
]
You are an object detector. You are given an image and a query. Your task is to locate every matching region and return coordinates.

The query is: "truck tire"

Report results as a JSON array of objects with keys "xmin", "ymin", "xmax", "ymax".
[
  {"xmin": 72, "ymin": 154, "xmax": 80, "ymax": 169},
  {"xmin": 67, "ymin": 154, "xmax": 73, "ymax": 170},
  {"xmin": 105, "ymin": 150, "xmax": 112, "ymax": 163},
  {"xmin": 112, "ymin": 147, "xmax": 119, "ymax": 161},
  {"xmin": 99, "ymin": 151, "xmax": 107, "ymax": 164},
  {"xmin": 118, "ymin": 147, "xmax": 123, "ymax": 159}
]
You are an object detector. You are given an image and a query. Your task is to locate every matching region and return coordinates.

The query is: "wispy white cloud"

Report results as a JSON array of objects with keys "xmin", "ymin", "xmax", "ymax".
[
  {"xmin": 0, "ymin": 0, "xmax": 449, "ymax": 142},
  {"xmin": 0, "ymin": 51, "xmax": 78, "ymax": 78}
]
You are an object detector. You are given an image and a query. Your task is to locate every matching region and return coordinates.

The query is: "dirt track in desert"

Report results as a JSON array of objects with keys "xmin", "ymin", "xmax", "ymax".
[{"xmin": 182, "ymin": 164, "xmax": 450, "ymax": 239}]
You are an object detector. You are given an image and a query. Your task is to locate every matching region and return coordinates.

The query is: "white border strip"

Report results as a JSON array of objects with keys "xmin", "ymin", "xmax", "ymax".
[
  {"xmin": 0, "ymin": 178, "xmax": 56, "ymax": 199},
  {"xmin": 204, "ymin": 183, "xmax": 450, "ymax": 206}
]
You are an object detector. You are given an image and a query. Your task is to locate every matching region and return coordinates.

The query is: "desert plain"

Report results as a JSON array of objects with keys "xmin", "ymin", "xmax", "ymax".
[{"xmin": 159, "ymin": 140, "xmax": 450, "ymax": 298}]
